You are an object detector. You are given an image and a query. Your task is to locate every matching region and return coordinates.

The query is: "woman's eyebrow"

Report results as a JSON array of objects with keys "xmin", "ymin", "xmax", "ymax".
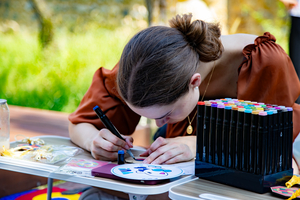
[{"xmin": 154, "ymin": 111, "xmax": 172, "ymax": 120}]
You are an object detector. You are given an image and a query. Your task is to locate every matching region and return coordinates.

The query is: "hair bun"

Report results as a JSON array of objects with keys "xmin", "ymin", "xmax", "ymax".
[{"xmin": 169, "ymin": 13, "xmax": 223, "ymax": 62}]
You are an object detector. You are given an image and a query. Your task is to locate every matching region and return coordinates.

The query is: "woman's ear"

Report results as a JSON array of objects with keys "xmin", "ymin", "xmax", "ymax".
[{"xmin": 190, "ymin": 73, "xmax": 201, "ymax": 88}]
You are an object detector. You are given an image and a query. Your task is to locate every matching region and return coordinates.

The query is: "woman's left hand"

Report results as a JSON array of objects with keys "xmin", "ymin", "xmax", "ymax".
[{"xmin": 139, "ymin": 136, "xmax": 196, "ymax": 164}]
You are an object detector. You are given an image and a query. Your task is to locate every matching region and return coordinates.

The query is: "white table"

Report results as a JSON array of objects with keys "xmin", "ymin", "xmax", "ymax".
[
  {"xmin": 0, "ymin": 136, "xmax": 194, "ymax": 200},
  {"xmin": 168, "ymin": 177, "xmax": 284, "ymax": 200}
]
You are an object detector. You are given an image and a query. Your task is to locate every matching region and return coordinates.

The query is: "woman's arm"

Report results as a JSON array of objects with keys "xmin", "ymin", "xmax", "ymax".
[
  {"xmin": 69, "ymin": 122, "xmax": 133, "ymax": 161},
  {"xmin": 293, "ymin": 133, "xmax": 300, "ymax": 174},
  {"xmin": 68, "ymin": 64, "xmax": 140, "ymax": 161},
  {"xmin": 292, "ymin": 158, "xmax": 299, "ymax": 174},
  {"xmin": 69, "ymin": 122, "xmax": 99, "ymax": 152}
]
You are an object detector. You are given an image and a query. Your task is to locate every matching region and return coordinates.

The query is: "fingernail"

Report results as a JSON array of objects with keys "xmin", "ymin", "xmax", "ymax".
[{"xmin": 125, "ymin": 144, "xmax": 130, "ymax": 149}]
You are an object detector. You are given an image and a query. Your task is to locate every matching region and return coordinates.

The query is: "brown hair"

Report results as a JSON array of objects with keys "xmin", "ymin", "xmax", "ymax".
[{"xmin": 117, "ymin": 13, "xmax": 223, "ymax": 107}]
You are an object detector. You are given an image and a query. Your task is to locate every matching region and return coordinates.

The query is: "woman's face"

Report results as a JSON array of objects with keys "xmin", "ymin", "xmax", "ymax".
[{"xmin": 126, "ymin": 86, "xmax": 200, "ymax": 127}]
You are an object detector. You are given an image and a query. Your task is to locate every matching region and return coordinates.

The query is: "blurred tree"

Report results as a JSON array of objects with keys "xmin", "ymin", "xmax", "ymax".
[
  {"xmin": 29, "ymin": 0, "xmax": 53, "ymax": 48},
  {"xmin": 146, "ymin": 0, "xmax": 155, "ymax": 25},
  {"xmin": 145, "ymin": 0, "xmax": 168, "ymax": 26},
  {"xmin": 159, "ymin": 0, "xmax": 168, "ymax": 24},
  {"xmin": 202, "ymin": 0, "xmax": 288, "ymax": 36}
]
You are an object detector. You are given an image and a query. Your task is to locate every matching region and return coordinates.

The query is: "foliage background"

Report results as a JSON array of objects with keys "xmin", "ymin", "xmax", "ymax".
[{"xmin": 0, "ymin": 0, "xmax": 291, "ymax": 113}]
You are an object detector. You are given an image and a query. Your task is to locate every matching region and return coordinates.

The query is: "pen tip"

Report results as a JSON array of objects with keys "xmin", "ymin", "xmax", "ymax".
[
  {"xmin": 93, "ymin": 105, "xmax": 99, "ymax": 110},
  {"xmin": 127, "ymin": 149, "xmax": 136, "ymax": 160}
]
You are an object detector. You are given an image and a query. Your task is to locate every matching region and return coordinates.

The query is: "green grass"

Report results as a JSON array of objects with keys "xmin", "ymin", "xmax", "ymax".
[
  {"xmin": 0, "ymin": 28, "xmax": 136, "ymax": 113},
  {"xmin": 0, "ymin": 24, "xmax": 289, "ymax": 114}
]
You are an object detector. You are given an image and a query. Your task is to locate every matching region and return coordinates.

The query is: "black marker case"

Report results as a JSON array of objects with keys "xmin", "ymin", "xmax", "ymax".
[{"xmin": 195, "ymin": 100, "xmax": 293, "ymax": 194}]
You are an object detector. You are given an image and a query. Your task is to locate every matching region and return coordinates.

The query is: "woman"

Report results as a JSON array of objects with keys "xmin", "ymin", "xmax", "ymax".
[{"xmin": 69, "ymin": 13, "xmax": 300, "ymax": 199}]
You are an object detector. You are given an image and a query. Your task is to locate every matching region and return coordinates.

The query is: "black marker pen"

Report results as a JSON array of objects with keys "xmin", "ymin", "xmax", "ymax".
[
  {"xmin": 266, "ymin": 110, "xmax": 274, "ymax": 174},
  {"xmin": 276, "ymin": 107, "xmax": 283, "ymax": 172},
  {"xmin": 281, "ymin": 108, "xmax": 288, "ymax": 171},
  {"xmin": 197, "ymin": 101, "xmax": 205, "ymax": 161},
  {"xmin": 250, "ymin": 110, "xmax": 259, "ymax": 174},
  {"xmin": 209, "ymin": 103, "xmax": 218, "ymax": 164},
  {"xmin": 229, "ymin": 106, "xmax": 238, "ymax": 169},
  {"xmin": 272, "ymin": 109, "xmax": 279, "ymax": 173},
  {"xmin": 223, "ymin": 106, "xmax": 232, "ymax": 167},
  {"xmin": 216, "ymin": 104, "xmax": 225, "ymax": 165},
  {"xmin": 286, "ymin": 107, "xmax": 293, "ymax": 170},
  {"xmin": 93, "ymin": 105, "xmax": 135, "ymax": 160},
  {"xmin": 203, "ymin": 102, "xmax": 212, "ymax": 162},
  {"xmin": 236, "ymin": 107, "xmax": 245, "ymax": 170},
  {"xmin": 258, "ymin": 111, "xmax": 268, "ymax": 175},
  {"xmin": 243, "ymin": 109, "xmax": 252, "ymax": 172}
]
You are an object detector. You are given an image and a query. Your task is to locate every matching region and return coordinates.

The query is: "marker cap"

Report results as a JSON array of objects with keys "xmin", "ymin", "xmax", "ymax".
[
  {"xmin": 244, "ymin": 109, "xmax": 252, "ymax": 113},
  {"xmin": 197, "ymin": 101, "xmax": 205, "ymax": 105},
  {"xmin": 232, "ymin": 107, "xmax": 239, "ymax": 111},
  {"xmin": 205, "ymin": 102, "xmax": 212, "ymax": 106},
  {"xmin": 252, "ymin": 110, "xmax": 260, "ymax": 115},
  {"xmin": 266, "ymin": 110, "xmax": 273, "ymax": 115},
  {"xmin": 259, "ymin": 111, "xmax": 267, "ymax": 116},
  {"xmin": 218, "ymin": 104, "xmax": 225, "ymax": 108}
]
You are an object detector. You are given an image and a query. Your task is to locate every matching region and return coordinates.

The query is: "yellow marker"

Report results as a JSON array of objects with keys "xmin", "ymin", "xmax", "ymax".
[
  {"xmin": 286, "ymin": 175, "xmax": 300, "ymax": 188},
  {"xmin": 238, "ymin": 108, "xmax": 245, "ymax": 112},
  {"xmin": 287, "ymin": 188, "xmax": 300, "ymax": 200},
  {"xmin": 252, "ymin": 110, "xmax": 260, "ymax": 115}
]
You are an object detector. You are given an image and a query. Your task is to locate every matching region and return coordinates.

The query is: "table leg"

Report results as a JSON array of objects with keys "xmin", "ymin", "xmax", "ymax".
[
  {"xmin": 47, "ymin": 178, "xmax": 53, "ymax": 200},
  {"xmin": 128, "ymin": 193, "xmax": 148, "ymax": 200}
]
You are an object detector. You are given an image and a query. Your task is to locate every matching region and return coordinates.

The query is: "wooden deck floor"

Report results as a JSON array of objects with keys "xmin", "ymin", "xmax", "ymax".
[
  {"xmin": 10, "ymin": 105, "xmax": 70, "ymax": 141},
  {"xmin": 9, "ymin": 105, "xmax": 151, "ymax": 147}
]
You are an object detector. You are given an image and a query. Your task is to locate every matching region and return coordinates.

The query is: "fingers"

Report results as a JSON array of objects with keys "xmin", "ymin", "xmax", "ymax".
[
  {"xmin": 143, "ymin": 145, "xmax": 178, "ymax": 164},
  {"xmin": 142, "ymin": 137, "xmax": 194, "ymax": 164},
  {"xmin": 142, "ymin": 137, "xmax": 169, "ymax": 163},
  {"xmin": 122, "ymin": 135, "xmax": 134, "ymax": 148},
  {"xmin": 91, "ymin": 147, "xmax": 119, "ymax": 161},
  {"xmin": 139, "ymin": 149, "xmax": 151, "ymax": 157},
  {"xmin": 139, "ymin": 136, "xmax": 169, "ymax": 158},
  {"xmin": 91, "ymin": 129, "xmax": 133, "ymax": 161}
]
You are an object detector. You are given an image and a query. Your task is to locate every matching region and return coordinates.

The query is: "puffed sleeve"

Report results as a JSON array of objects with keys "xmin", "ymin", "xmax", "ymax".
[
  {"xmin": 237, "ymin": 32, "xmax": 300, "ymax": 140},
  {"xmin": 68, "ymin": 62, "xmax": 141, "ymax": 135}
]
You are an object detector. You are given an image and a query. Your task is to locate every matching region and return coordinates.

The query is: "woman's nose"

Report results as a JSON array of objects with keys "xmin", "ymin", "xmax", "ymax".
[{"xmin": 155, "ymin": 118, "xmax": 168, "ymax": 127}]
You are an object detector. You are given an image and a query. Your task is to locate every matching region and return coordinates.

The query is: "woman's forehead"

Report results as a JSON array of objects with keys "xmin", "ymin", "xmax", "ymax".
[{"xmin": 126, "ymin": 102, "xmax": 174, "ymax": 119}]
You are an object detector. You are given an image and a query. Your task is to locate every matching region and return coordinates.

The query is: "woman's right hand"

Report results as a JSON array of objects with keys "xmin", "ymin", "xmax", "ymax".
[
  {"xmin": 69, "ymin": 122, "xmax": 133, "ymax": 161},
  {"xmin": 90, "ymin": 128, "xmax": 133, "ymax": 161}
]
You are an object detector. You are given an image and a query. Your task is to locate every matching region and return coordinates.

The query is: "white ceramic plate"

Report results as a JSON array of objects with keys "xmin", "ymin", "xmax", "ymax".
[{"xmin": 111, "ymin": 164, "xmax": 184, "ymax": 180}]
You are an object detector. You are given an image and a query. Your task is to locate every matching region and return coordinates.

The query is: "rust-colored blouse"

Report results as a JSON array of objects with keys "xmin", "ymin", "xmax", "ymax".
[{"xmin": 69, "ymin": 32, "xmax": 300, "ymax": 141}]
